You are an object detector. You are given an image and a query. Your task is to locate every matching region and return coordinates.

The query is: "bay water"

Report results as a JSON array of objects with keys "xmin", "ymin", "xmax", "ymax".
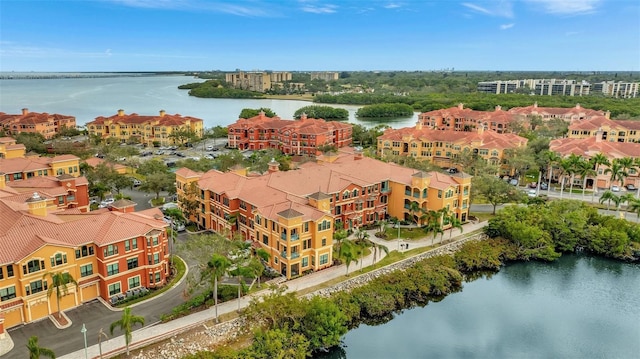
[
  {"xmin": 317, "ymin": 255, "xmax": 640, "ymax": 359},
  {"xmin": 0, "ymin": 74, "xmax": 417, "ymax": 128}
]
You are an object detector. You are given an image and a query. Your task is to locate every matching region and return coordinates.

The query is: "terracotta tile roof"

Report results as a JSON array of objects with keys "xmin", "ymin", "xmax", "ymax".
[
  {"xmin": 569, "ymin": 116, "xmax": 640, "ymax": 131},
  {"xmin": 88, "ymin": 111, "xmax": 203, "ymax": 127},
  {"xmin": 0, "ymin": 196, "xmax": 167, "ymax": 264},
  {"xmin": 508, "ymin": 103, "xmax": 604, "ymax": 118},
  {"xmin": 0, "ymin": 157, "xmax": 52, "ymax": 174},
  {"xmin": 83, "ymin": 157, "xmax": 127, "ymax": 171},
  {"xmin": 378, "ymin": 127, "xmax": 527, "ymax": 150},
  {"xmin": 550, "ymin": 137, "xmax": 640, "ymax": 159}
]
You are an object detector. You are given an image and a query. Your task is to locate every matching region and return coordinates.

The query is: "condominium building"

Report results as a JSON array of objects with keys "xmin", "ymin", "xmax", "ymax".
[
  {"xmin": 550, "ymin": 132, "xmax": 640, "ymax": 189},
  {"xmin": 227, "ymin": 111, "xmax": 353, "ymax": 155},
  {"xmin": 310, "ymin": 72, "xmax": 340, "ymax": 82},
  {"xmin": 86, "ymin": 109, "xmax": 204, "ymax": 147},
  {"xmin": 377, "ymin": 125, "xmax": 528, "ymax": 175},
  {"xmin": 592, "ymin": 81, "xmax": 639, "ymax": 98},
  {"xmin": 418, "ymin": 104, "xmax": 515, "ymax": 133},
  {"xmin": 175, "ymin": 148, "xmax": 471, "ymax": 279},
  {"xmin": 0, "ymin": 108, "xmax": 76, "ymax": 139},
  {"xmin": 508, "ymin": 102, "xmax": 605, "ymax": 121},
  {"xmin": 225, "ymin": 71, "xmax": 292, "ymax": 92},
  {"xmin": 478, "ymin": 79, "xmax": 639, "ymax": 98},
  {"xmin": 0, "ymin": 183, "xmax": 169, "ymax": 330},
  {"xmin": 567, "ymin": 116, "xmax": 640, "ymax": 143}
]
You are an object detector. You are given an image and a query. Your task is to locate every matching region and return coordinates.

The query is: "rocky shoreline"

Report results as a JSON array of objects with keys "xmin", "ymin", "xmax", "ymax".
[{"xmin": 128, "ymin": 233, "xmax": 487, "ymax": 358}]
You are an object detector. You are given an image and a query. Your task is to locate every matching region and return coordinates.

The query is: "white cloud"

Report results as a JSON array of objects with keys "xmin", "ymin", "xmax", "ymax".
[
  {"xmin": 525, "ymin": 0, "xmax": 602, "ymax": 15},
  {"xmin": 384, "ymin": 3, "xmax": 402, "ymax": 9},
  {"xmin": 461, "ymin": 1, "xmax": 514, "ymax": 18},
  {"xmin": 500, "ymin": 23, "xmax": 515, "ymax": 30},
  {"xmin": 300, "ymin": 3, "xmax": 338, "ymax": 14},
  {"xmin": 104, "ymin": 0, "xmax": 275, "ymax": 17}
]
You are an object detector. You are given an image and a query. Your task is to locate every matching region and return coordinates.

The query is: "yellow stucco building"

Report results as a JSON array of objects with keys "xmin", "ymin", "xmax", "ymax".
[{"xmin": 86, "ymin": 109, "xmax": 204, "ymax": 146}]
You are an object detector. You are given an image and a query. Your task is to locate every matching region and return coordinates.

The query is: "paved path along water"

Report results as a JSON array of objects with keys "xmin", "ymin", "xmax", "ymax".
[{"xmin": 52, "ymin": 221, "xmax": 487, "ymax": 359}]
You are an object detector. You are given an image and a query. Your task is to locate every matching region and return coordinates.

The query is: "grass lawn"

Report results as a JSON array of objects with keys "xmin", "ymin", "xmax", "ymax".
[
  {"xmin": 381, "ymin": 226, "xmax": 427, "ymax": 240},
  {"xmin": 116, "ymin": 255, "xmax": 186, "ymax": 308}
]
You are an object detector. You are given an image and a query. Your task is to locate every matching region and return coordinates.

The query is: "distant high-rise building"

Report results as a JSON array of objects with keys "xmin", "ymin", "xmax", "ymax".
[
  {"xmin": 310, "ymin": 72, "xmax": 339, "ymax": 82},
  {"xmin": 225, "ymin": 71, "xmax": 292, "ymax": 92}
]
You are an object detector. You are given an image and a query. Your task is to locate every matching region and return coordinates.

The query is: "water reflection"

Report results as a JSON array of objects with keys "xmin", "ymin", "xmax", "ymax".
[{"xmin": 316, "ymin": 255, "xmax": 640, "ymax": 359}]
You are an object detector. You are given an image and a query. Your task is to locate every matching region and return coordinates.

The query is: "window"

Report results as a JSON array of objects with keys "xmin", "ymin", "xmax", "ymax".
[
  {"xmin": 128, "ymin": 276, "xmax": 141, "ymax": 289},
  {"xmin": 80, "ymin": 264, "xmax": 93, "ymax": 277},
  {"xmin": 317, "ymin": 220, "xmax": 331, "ymax": 231},
  {"xmin": 104, "ymin": 245, "xmax": 118, "ymax": 257},
  {"xmin": 125, "ymin": 240, "xmax": 130, "ymax": 251},
  {"xmin": 153, "ymin": 253, "xmax": 160, "ymax": 264},
  {"xmin": 320, "ymin": 254, "xmax": 329, "ymax": 265},
  {"xmin": 23, "ymin": 259, "xmax": 45, "ymax": 274},
  {"xmin": 322, "ymin": 238, "xmax": 327, "ymax": 246},
  {"xmin": 155, "ymin": 272, "xmax": 161, "ymax": 283},
  {"xmin": 127, "ymin": 258, "xmax": 139, "ymax": 270},
  {"xmin": 26, "ymin": 280, "xmax": 46, "ymax": 296},
  {"xmin": 153, "ymin": 237, "xmax": 159, "ymax": 246},
  {"xmin": 302, "ymin": 257, "xmax": 309, "ymax": 267},
  {"xmin": 107, "ymin": 263, "xmax": 119, "ymax": 276},
  {"xmin": 0, "ymin": 267, "xmax": 3, "ymax": 280},
  {"xmin": 7, "ymin": 265, "xmax": 13, "ymax": 277},
  {"xmin": 108, "ymin": 282, "xmax": 121, "ymax": 296},
  {"xmin": 50, "ymin": 253, "xmax": 67, "ymax": 267},
  {"xmin": 0, "ymin": 286, "xmax": 16, "ymax": 301},
  {"xmin": 263, "ymin": 234, "xmax": 269, "ymax": 245},
  {"xmin": 75, "ymin": 245, "xmax": 94, "ymax": 259}
]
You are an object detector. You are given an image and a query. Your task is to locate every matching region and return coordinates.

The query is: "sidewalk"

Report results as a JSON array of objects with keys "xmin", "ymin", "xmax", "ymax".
[{"xmin": 57, "ymin": 220, "xmax": 487, "ymax": 359}]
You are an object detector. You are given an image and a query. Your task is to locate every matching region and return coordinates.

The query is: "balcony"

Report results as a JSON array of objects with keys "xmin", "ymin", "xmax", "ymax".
[
  {"xmin": 290, "ymin": 252, "xmax": 300, "ymax": 259},
  {"xmin": 291, "ymin": 233, "xmax": 299, "ymax": 241},
  {"xmin": 281, "ymin": 251, "xmax": 287, "ymax": 258}
]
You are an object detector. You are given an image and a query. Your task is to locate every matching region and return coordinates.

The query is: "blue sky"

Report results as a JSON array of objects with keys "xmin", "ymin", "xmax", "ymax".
[{"xmin": 1, "ymin": 0, "xmax": 638, "ymax": 71}]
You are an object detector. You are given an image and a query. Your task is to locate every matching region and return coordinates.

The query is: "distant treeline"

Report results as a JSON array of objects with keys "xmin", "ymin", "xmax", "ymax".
[
  {"xmin": 178, "ymin": 80, "xmax": 264, "ymax": 99},
  {"xmin": 314, "ymin": 93, "xmax": 640, "ymax": 118}
]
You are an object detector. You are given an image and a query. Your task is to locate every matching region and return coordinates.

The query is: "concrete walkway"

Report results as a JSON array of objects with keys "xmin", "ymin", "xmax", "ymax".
[{"xmin": 55, "ymin": 220, "xmax": 487, "ymax": 359}]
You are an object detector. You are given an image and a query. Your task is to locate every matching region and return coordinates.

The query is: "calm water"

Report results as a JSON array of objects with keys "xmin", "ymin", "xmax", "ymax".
[
  {"xmin": 317, "ymin": 255, "xmax": 640, "ymax": 359},
  {"xmin": 0, "ymin": 75, "xmax": 418, "ymax": 129}
]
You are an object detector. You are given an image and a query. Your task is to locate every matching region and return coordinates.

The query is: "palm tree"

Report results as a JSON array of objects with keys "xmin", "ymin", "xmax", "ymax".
[
  {"xmin": 590, "ymin": 152, "xmax": 610, "ymax": 191},
  {"xmin": 605, "ymin": 160, "xmax": 628, "ymax": 189},
  {"xmin": 207, "ymin": 253, "xmax": 231, "ymax": 324},
  {"xmin": 44, "ymin": 271, "xmax": 77, "ymax": 321},
  {"xmin": 565, "ymin": 154, "xmax": 582, "ymax": 198},
  {"xmin": 599, "ymin": 190, "xmax": 621, "ymax": 212},
  {"xmin": 544, "ymin": 151, "xmax": 562, "ymax": 193},
  {"xmin": 577, "ymin": 158, "xmax": 597, "ymax": 202},
  {"xmin": 408, "ymin": 201, "xmax": 422, "ymax": 225},
  {"xmin": 341, "ymin": 240, "xmax": 358, "ymax": 276},
  {"xmin": 333, "ymin": 229, "xmax": 348, "ymax": 257},
  {"xmin": 617, "ymin": 157, "xmax": 635, "ymax": 186},
  {"xmin": 109, "ymin": 307, "xmax": 145, "ymax": 356},
  {"xmin": 448, "ymin": 215, "xmax": 464, "ymax": 240},
  {"xmin": 27, "ymin": 336, "xmax": 56, "ymax": 359},
  {"xmin": 628, "ymin": 198, "xmax": 640, "ymax": 222}
]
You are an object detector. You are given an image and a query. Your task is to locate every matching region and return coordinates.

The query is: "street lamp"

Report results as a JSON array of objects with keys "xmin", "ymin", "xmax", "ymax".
[
  {"xmin": 98, "ymin": 328, "xmax": 108, "ymax": 359},
  {"xmin": 81, "ymin": 323, "xmax": 88, "ymax": 359}
]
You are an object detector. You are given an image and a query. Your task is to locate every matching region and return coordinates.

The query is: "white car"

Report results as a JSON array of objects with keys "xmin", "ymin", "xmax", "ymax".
[
  {"xmin": 206, "ymin": 145, "xmax": 214, "ymax": 151},
  {"xmin": 527, "ymin": 189, "xmax": 537, "ymax": 198},
  {"xmin": 611, "ymin": 185, "xmax": 620, "ymax": 192}
]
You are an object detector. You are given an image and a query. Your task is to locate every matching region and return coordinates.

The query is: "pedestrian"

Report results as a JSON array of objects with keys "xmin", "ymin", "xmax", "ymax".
[{"xmin": 406, "ymin": 243, "xmax": 409, "ymax": 249}]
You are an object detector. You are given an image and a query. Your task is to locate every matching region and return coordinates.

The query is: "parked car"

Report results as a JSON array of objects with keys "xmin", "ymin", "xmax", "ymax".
[
  {"xmin": 206, "ymin": 145, "xmax": 214, "ymax": 151},
  {"xmin": 447, "ymin": 168, "xmax": 458, "ymax": 174},
  {"xmin": 528, "ymin": 182, "xmax": 537, "ymax": 189},
  {"xmin": 540, "ymin": 182, "xmax": 549, "ymax": 190},
  {"xmin": 527, "ymin": 189, "xmax": 537, "ymax": 198},
  {"xmin": 611, "ymin": 185, "xmax": 620, "ymax": 192},
  {"xmin": 131, "ymin": 179, "xmax": 142, "ymax": 187},
  {"xmin": 98, "ymin": 197, "xmax": 115, "ymax": 208},
  {"xmin": 625, "ymin": 184, "xmax": 636, "ymax": 191},
  {"xmin": 509, "ymin": 179, "xmax": 519, "ymax": 186}
]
